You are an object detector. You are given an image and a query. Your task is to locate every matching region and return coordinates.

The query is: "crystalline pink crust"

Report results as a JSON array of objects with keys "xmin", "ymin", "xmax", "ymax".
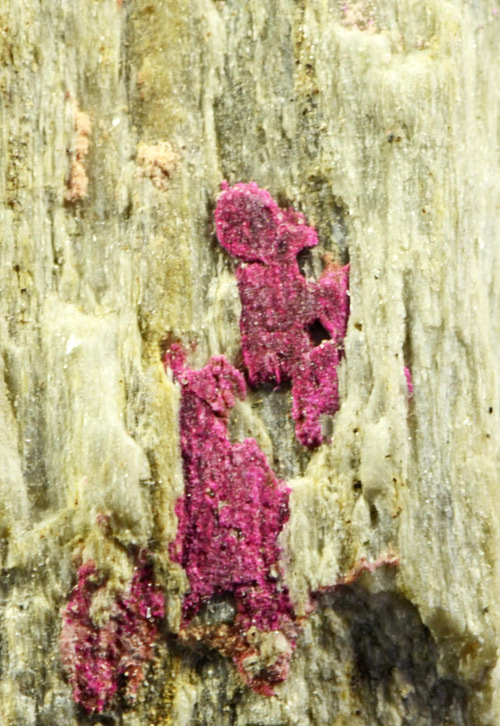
[
  {"xmin": 60, "ymin": 558, "xmax": 164, "ymax": 713},
  {"xmin": 166, "ymin": 345, "xmax": 293, "ymax": 631},
  {"xmin": 165, "ymin": 345, "xmax": 296, "ymax": 691},
  {"xmin": 60, "ymin": 181, "xmax": 399, "ymax": 708},
  {"xmin": 215, "ymin": 181, "xmax": 349, "ymax": 447},
  {"xmin": 160, "ymin": 183, "xmax": 349, "ymax": 695}
]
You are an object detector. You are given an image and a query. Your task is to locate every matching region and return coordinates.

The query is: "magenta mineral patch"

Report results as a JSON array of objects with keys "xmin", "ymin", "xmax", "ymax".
[
  {"xmin": 60, "ymin": 558, "xmax": 164, "ymax": 713},
  {"xmin": 62, "ymin": 182, "xmax": 362, "ymax": 706},
  {"xmin": 165, "ymin": 345, "xmax": 296, "ymax": 693},
  {"xmin": 215, "ymin": 181, "xmax": 349, "ymax": 447}
]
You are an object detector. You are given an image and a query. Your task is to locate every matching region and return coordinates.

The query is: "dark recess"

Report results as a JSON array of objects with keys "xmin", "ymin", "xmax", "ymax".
[
  {"xmin": 307, "ymin": 318, "xmax": 331, "ymax": 346},
  {"xmin": 326, "ymin": 587, "xmax": 469, "ymax": 726}
]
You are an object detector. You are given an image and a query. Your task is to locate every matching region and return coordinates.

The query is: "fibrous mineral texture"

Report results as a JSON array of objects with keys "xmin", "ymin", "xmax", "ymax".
[{"xmin": 1, "ymin": 1, "xmax": 500, "ymax": 725}]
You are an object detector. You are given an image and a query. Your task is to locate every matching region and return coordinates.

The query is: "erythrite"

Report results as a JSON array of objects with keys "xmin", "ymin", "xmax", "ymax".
[
  {"xmin": 60, "ymin": 558, "xmax": 164, "ymax": 713},
  {"xmin": 215, "ymin": 181, "xmax": 349, "ymax": 448},
  {"xmin": 404, "ymin": 365, "xmax": 414, "ymax": 399},
  {"xmin": 165, "ymin": 345, "xmax": 296, "ymax": 693}
]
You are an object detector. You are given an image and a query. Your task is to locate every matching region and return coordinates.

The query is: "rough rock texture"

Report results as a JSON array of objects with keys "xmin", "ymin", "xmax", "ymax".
[{"xmin": 0, "ymin": 1, "xmax": 500, "ymax": 725}]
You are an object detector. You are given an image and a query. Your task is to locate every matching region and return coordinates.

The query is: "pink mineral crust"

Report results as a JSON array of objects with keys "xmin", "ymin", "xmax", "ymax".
[
  {"xmin": 215, "ymin": 181, "xmax": 350, "ymax": 448},
  {"xmin": 60, "ymin": 558, "xmax": 164, "ymax": 713},
  {"xmin": 292, "ymin": 343, "xmax": 341, "ymax": 448},
  {"xmin": 165, "ymin": 345, "xmax": 296, "ymax": 692}
]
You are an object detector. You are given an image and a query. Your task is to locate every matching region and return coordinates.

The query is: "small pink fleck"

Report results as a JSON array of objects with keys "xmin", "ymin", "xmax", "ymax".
[{"xmin": 404, "ymin": 366, "xmax": 413, "ymax": 399}]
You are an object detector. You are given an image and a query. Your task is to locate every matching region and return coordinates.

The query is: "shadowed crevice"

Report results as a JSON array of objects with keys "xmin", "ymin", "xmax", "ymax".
[{"xmin": 326, "ymin": 587, "xmax": 470, "ymax": 726}]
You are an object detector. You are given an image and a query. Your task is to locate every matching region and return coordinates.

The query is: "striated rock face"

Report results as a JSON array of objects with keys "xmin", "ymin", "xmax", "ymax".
[{"xmin": 1, "ymin": 1, "xmax": 500, "ymax": 725}]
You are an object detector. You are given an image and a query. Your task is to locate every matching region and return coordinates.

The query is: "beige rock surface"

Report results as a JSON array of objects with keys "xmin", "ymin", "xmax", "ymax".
[{"xmin": 0, "ymin": 0, "xmax": 499, "ymax": 724}]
